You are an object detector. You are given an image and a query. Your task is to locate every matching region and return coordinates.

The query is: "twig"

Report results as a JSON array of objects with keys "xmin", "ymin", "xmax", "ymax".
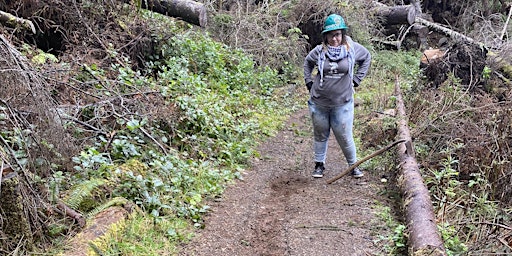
[
  {"xmin": 72, "ymin": 0, "xmax": 124, "ymax": 67},
  {"xmin": 500, "ymin": 4, "xmax": 512, "ymax": 41},
  {"xmin": 326, "ymin": 139, "xmax": 406, "ymax": 184},
  {"xmin": 67, "ymin": 78, "xmax": 103, "ymax": 99},
  {"xmin": 494, "ymin": 70, "xmax": 512, "ymax": 85},
  {"xmin": 470, "ymin": 221, "xmax": 512, "ymax": 231},
  {"xmin": 498, "ymin": 237, "xmax": 512, "ymax": 251},
  {"xmin": 61, "ymin": 116, "xmax": 106, "ymax": 134},
  {"xmin": 0, "ymin": 161, "xmax": 4, "ymax": 193},
  {"xmin": 142, "ymin": 127, "xmax": 167, "ymax": 153},
  {"xmin": 295, "ymin": 225, "xmax": 347, "ymax": 231},
  {"xmin": 114, "ymin": 114, "xmax": 169, "ymax": 154},
  {"xmin": 0, "ymin": 135, "xmax": 25, "ymax": 176},
  {"xmin": 82, "ymin": 64, "xmax": 109, "ymax": 89}
]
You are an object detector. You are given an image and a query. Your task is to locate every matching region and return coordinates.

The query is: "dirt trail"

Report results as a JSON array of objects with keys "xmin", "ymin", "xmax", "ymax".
[{"xmin": 179, "ymin": 108, "xmax": 391, "ymax": 256}]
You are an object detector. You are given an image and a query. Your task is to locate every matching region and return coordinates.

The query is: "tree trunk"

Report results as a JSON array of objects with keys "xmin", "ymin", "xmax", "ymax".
[
  {"xmin": 0, "ymin": 10, "xmax": 36, "ymax": 33},
  {"xmin": 140, "ymin": 0, "xmax": 207, "ymax": 27},
  {"xmin": 412, "ymin": 24, "xmax": 429, "ymax": 50},
  {"xmin": 372, "ymin": 1, "xmax": 417, "ymax": 25},
  {"xmin": 0, "ymin": 172, "xmax": 34, "ymax": 252},
  {"xmin": 395, "ymin": 77, "xmax": 446, "ymax": 255}
]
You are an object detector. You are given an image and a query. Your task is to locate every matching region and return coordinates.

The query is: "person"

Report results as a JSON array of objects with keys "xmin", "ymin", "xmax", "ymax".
[{"xmin": 303, "ymin": 13, "xmax": 371, "ymax": 178}]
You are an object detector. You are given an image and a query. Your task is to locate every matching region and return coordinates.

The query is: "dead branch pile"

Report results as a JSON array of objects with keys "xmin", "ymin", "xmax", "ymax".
[
  {"xmin": 1, "ymin": 0, "xmax": 155, "ymax": 69},
  {"xmin": 0, "ymin": 34, "xmax": 76, "ymax": 177},
  {"xmin": 1, "ymin": 0, "xmax": 178, "ymax": 143},
  {"xmin": 0, "ymin": 34, "xmax": 66, "ymax": 254}
]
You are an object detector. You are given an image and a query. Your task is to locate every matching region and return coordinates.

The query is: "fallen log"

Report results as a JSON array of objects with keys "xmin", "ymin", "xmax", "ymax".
[
  {"xmin": 139, "ymin": 0, "xmax": 207, "ymax": 27},
  {"xmin": 415, "ymin": 17, "xmax": 475, "ymax": 44},
  {"xmin": 0, "ymin": 10, "xmax": 36, "ymax": 33},
  {"xmin": 371, "ymin": 2, "xmax": 429, "ymax": 50},
  {"xmin": 64, "ymin": 206, "xmax": 129, "ymax": 256},
  {"xmin": 395, "ymin": 76, "xmax": 446, "ymax": 255},
  {"xmin": 372, "ymin": 2, "xmax": 417, "ymax": 25}
]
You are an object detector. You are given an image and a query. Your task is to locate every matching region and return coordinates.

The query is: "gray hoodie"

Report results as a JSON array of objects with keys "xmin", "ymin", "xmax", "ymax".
[{"xmin": 304, "ymin": 37, "xmax": 371, "ymax": 107}]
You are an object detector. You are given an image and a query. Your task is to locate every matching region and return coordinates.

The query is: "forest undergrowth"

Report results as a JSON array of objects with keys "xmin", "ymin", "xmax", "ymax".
[{"xmin": 0, "ymin": 0, "xmax": 511, "ymax": 255}]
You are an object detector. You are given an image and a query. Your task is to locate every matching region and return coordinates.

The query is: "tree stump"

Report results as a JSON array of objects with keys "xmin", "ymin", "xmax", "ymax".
[{"xmin": 0, "ymin": 171, "xmax": 34, "ymax": 252}]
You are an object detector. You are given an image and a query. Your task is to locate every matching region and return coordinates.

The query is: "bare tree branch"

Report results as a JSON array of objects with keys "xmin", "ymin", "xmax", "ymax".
[{"xmin": 501, "ymin": 4, "xmax": 512, "ymax": 41}]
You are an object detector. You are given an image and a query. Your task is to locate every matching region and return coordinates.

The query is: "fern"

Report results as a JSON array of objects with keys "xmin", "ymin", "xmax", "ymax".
[
  {"xmin": 86, "ymin": 197, "xmax": 129, "ymax": 219},
  {"xmin": 63, "ymin": 178, "xmax": 106, "ymax": 210}
]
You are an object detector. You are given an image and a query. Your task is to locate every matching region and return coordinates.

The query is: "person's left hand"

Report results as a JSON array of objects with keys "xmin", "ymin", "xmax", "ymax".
[{"xmin": 306, "ymin": 81, "xmax": 313, "ymax": 91}]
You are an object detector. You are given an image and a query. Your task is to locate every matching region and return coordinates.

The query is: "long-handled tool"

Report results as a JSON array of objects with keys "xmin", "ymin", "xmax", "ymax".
[{"xmin": 326, "ymin": 139, "xmax": 408, "ymax": 184}]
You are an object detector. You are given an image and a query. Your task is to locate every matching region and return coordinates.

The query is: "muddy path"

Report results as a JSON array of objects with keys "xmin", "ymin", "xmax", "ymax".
[{"xmin": 178, "ymin": 108, "xmax": 394, "ymax": 256}]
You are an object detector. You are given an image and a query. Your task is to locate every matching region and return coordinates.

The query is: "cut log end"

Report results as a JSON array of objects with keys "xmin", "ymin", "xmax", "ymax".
[
  {"xmin": 142, "ymin": 0, "xmax": 208, "ymax": 27},
  {"xmin": 373, "ymin": 3, "xmax": 417, "ymax": 26}
]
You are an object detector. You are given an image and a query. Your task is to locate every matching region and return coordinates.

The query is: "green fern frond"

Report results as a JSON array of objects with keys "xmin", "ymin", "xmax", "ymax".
[
  {"xmin": 86, "ymin": 197, "xmax": 129, "ymax": 219},
  {"xmin": 63, "ymin": 178, "xmax": 106, "ymax": 210}
]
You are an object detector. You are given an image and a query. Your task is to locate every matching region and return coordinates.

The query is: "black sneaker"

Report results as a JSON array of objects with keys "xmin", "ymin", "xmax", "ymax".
[
  {"xmin": 351, "ymin": 167, "xmax": 364, "ymax": 178},
  {"xmin": 312, "ymin": 162, "xmax": 325, "ymax": 178}
]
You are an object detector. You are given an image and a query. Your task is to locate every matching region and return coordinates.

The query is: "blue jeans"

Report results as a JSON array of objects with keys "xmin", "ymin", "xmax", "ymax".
[{"xmin": 308, "ymin": 99, "xmax": 357, "ymax": 165}]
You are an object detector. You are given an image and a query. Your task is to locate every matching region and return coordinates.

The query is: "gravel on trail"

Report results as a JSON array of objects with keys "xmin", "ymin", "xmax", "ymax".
[{"xmin": 179, "ymin": 108, "xmax": 393, "ymax": 256}]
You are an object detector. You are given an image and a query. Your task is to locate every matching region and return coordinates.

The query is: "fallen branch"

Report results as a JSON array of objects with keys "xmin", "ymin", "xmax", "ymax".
[
  {"xmin": 371, "ymin": 38, "xmax": 400, "ymax": 49},
  {"xmin": 494, "ymin": 70, "xmax": 512, "ymax": 85},
  {"xmin": 488, "ymin": 50, "xmax": 512, "ymax": 79},
  {"xmin": 0, "ymin": 10, "xmax": 36, "ymax": 33},
  {"xmin": 57, "ymin": 201, "xmax": 86, "ymax": 228},
  {"xmin": 326, "ymin": 139, "xmax": 406, "ymax": 184},
  {"xmin": 61, "ymin": 116, "xmax": 106, "ymax": 134}
]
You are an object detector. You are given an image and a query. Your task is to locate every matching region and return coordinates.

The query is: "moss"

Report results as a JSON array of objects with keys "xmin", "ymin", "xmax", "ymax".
[{"xmin": 0, "ymin": 172, "xmax": 34, "ymax": 251}]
